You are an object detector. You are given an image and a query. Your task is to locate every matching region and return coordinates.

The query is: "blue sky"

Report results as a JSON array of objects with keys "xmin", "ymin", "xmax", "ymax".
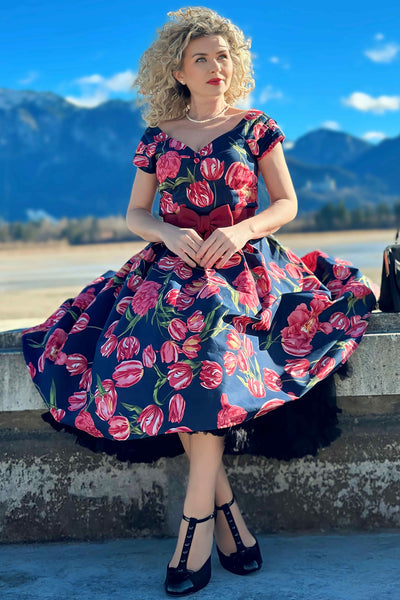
[{"xmin": 1, "ymin": 0, "xmax": 399, "ymax": 143}]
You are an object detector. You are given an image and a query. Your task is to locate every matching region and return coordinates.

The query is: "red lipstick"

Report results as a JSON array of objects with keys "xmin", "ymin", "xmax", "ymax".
[{"xmin": 207, "ymin": 78, "xmax": 222, "ymax": 85}]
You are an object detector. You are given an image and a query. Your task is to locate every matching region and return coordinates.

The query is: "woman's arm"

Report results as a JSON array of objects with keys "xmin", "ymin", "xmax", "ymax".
[
  {"xmin": 196, "ymin": 142, "xmax": 298, "ymax": 268},
  {"xmin": 246, "ymin": 141, "xmax": 298, "ymax": 236},
  {"xmin": 126, "ymin": 169, "xmax": 203, "ymax": 267},
  {"xmin": 126, "ymin": 169, "xmax": 167, "ymax": 241}
]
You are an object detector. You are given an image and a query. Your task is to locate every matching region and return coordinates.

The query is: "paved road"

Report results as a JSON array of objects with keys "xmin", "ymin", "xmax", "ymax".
[
  {"xmin": 1, "ymin": 239, "xmax": 385, "ymax": 293},
  {"xmin": 1, "ymin": 532, "xmax": 399, "ymax": 600}
]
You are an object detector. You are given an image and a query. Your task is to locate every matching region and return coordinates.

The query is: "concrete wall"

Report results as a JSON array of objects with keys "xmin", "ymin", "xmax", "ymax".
[{"xmin": 1, "ymin": 312, "xmax": 400, "ymax": 543}]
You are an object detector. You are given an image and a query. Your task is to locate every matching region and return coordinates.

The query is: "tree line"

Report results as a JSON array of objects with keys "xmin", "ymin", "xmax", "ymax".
[
  {"xmin": 313, "ymin": 199, "xmax": 400, "ymax": 231},
  {"xmin": 0, "ymin": 215, "xmax": 140, "ymax": 244},
  {"xmin": 1, "ymin": 201, "xmax": 400, "ymax": 244}
]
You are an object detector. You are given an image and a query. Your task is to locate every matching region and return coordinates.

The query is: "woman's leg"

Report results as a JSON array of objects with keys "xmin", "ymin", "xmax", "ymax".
[
  {"xmin": 178, "ymin": 433, "xmax": 256, "ymax": 555},
  {"xmin": 169, "ymin": 432, "xmax": 224, "ymax": 570},
  {"xmin": 214, "ymin": 464, "xmax": 256, "ymax": 555},
  {"xmin": 178, "ymin": 432, "xmax": 191, "ymax": 458}
]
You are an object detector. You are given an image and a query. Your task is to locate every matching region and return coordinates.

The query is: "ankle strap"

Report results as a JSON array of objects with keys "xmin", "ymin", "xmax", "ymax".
[
  {"xmin": 182, "ymin": 510, "xmax": 216, "ymax": 524},
  {"xmin": 215, "ymin": 496, "xmax": 234, "ymax": 511},
  {"xmin": 176, "ymin": 510, "xmax": 216, "ymax": 572},
  {"xmin": 214, "ymin": 496, "xmax": 246, "ymax": 553}
]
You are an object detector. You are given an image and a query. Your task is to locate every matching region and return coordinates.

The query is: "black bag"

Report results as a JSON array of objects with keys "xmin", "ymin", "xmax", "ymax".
[{"xmin": 379, "ymin": 229, "xmax": 400, "ymax": 312}]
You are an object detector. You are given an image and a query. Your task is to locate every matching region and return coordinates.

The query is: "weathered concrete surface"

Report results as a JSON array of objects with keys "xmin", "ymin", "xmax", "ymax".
[
  {"xmin": 1, "ymin": 533, "xmax": 400, "ymax": 600},
  {"xmin": 0, "ymin": 411, "xmax": 172, "ymax": 543},
  {"xmin": 1, "ymin": 409, "xmax": 400, "ymax": 543},
  {"xmin": 0, "ymin": 351, "xmax": 43, "ymax": 412},
  {"xmin": 1, "ymin": 312, "xmax": 400, "ymax": 543}
]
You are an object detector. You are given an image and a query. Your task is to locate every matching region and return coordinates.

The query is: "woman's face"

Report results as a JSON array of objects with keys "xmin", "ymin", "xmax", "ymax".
[{"xmin": 174, "ymin": 35, "xmax": 233, "ymax": 100}]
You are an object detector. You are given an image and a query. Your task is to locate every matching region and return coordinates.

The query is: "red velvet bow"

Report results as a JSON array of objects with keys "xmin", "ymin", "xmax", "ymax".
[
  {"xmin": 163, "ymin": 205, "xmax": 255, "ymax": 238},
  {"xmin": 179, "ymin": 205, "xmax": 233, "ymax": 235}
]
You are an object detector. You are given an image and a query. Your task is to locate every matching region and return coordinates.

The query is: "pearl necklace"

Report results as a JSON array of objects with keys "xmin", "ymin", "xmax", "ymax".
[{"xmin": 185, "ymin": 104, "xmax": 230, "ymax": 124}]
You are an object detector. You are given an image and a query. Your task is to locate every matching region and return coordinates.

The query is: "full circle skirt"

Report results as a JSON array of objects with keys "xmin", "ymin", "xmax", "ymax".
[{"xmin": 21, "ymin": 236, "xmax": 376, "ymax": 461}]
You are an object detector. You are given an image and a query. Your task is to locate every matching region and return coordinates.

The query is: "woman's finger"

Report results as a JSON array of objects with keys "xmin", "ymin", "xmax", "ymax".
[
  {"xmin": 198, "ymin": 234, "xmax": 236, "ymax": 267},
  {"xmin": 215, "ymin": 249, "xmax": 232, "ymax": 269},
  {"xmin": 178, "ymin": 249, "xmax": 198, "ymax": 267},
  {"xmin": 185, "ymin": 236, "xmax": 203, "ymax": 254},
  {"xmin": 197, "ymin": 239, "xmax": 222, "ymax": 267}
]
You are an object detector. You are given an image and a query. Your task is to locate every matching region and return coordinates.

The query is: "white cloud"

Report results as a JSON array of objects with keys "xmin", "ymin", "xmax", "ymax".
[
  {"xmin": 65, "ymin": 69, "xmax": 136, "ymax": 107},
  {"xmin": 268, "ymin": 56, "xmax": 290, "ymax": 69},
  {"xmin": 321, "ymin": 121, "xmax": 341, "ymax": 131},
  {"xmin": 283, "ymin": 140, "xmax": 295, "ymax": 150},
  {"xmin": 65, "ymin": 90, "xmax": 109, "ymax": 108},
  {"xmin": 75, "ymin": 74, "xmax": 105, "ymax": 86},
  {"xmin": 236, "ymin": 92, "xmax": 254, "ymax": 110},
  {"xmin": 106, "ymin": 71, "xmax": 136, "ymax": 92},
  {"xmin": 365, "ymin": 42, "xmax": 400, "ymax": 63},
  {"xmin": 259, "ymin": 85, "xmax": 284, "ymax": 104},
  {"xmin": 342, "ymin": 92, "xmax": 400, "ymax": 114},
  {"xmin": 362, "ymin": 131, "xmax": 387, "ymax": 143},
  {"xmin": 374, "ymin": 33, "xmax": 384, "ymax": 41},
  {"xmin": 19, "ymin": 71, "xmax": 39, "ymax": 85},
  {"xmin": 75, "ymin": 70, "xmax": 135, "ymax": 92}
]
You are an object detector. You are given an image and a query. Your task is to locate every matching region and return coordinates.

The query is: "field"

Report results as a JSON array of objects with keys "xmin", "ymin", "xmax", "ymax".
[{"xmin": 0, "ymin": 229, "xmax": 387, "ymax": 332}]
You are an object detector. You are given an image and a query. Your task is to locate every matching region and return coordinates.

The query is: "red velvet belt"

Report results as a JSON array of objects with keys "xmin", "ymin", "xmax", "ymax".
[{"xmin": 163, "ymin": 205, "xmax": 256, "ymax": 238}]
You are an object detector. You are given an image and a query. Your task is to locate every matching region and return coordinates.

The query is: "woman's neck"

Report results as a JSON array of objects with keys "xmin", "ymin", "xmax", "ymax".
[{"xmin": 187, "ymin": 97, "xmax": 229, "ymax": 121}]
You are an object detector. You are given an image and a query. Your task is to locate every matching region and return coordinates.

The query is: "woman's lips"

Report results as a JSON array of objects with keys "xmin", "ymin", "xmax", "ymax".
[{"xmin": 207, "ymin": 79, "xmax": 223, "ymax": 85}]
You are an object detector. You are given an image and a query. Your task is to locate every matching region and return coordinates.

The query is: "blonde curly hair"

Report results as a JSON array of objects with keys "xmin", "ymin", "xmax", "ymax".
[{"xmin": 134, "ymin": 6, "xmax": 255, "ymax": 126}]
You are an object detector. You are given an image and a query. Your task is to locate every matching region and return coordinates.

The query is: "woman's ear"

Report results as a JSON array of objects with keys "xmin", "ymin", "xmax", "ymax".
[{"xmin": 173, "ymin": 71, "xmax": 185, "ymax": 86}]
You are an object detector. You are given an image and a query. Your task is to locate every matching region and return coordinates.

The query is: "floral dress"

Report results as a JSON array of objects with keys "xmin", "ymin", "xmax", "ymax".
[{"xmin": 21, "ymin": 110, "xmax": 376, "ymax": 455}]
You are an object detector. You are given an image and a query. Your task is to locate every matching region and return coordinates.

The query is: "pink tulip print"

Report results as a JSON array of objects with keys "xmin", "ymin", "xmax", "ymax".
[{"xmin": 20, "ymin": 110, "xmax": 376, "ymax": 444}]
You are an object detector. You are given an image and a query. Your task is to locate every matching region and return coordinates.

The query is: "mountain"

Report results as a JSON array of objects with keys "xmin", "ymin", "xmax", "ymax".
[
  {"xmin": 0, "ymin": 89, "xmax": 144, "ymax": 221},
  {"xmin": 0, "ymin": 88, "xmax": 399, "ymax": 221},
  {"xmin": 285, "ymin": 128, "xmax": 371, "ymax": 167},
  {"xmin": 343, "ymin": 134, "xmax": 400, "ymax": 195},
  {"xmin": 286, "ymin": 127, "xmax": 400, "ymax": 197},
  {"xmin": 283, "ymin": 129, "xmax": 399, "ymax": 211}
]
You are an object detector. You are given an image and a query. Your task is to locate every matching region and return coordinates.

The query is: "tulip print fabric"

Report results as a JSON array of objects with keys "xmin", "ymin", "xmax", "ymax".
[{"xmin": 21, "ymin": 110, "xmax": 376, "ymax": 450}]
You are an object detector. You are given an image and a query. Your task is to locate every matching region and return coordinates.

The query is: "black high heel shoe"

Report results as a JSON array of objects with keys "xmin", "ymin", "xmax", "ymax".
[
  {"xmin": 165, "ymin": 510, "xmax": 216, "ymax": 596},
  {"xmin": 215, "ymin": 497, "xmax": 262, "ymax": 576}
]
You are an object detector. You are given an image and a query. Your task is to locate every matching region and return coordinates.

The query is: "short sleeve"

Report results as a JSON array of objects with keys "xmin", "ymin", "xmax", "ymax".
[
  {"xmin": 247, "ymin": 113, "xmax": 285, "ymax": 160},
  {"xmin": 132, "ymin": 128, "xmax": 157, "ymax": 173}
]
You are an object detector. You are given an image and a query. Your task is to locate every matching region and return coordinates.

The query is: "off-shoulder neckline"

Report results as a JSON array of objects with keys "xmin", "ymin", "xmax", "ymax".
[{"xmin": 152, "ymin": 110, "xmax": 263, "ymax": 154}]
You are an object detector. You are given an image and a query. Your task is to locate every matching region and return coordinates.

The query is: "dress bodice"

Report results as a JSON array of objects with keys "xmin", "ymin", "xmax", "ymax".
[{"xmin": 132, "ymin": 110, "xmax": 285, "ymax": 220}]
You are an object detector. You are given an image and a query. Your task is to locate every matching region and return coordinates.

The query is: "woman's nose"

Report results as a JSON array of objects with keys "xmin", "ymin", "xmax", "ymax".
[{"xmin": 209, "ymin": 60, "xmax": 219, "ymax": 72}]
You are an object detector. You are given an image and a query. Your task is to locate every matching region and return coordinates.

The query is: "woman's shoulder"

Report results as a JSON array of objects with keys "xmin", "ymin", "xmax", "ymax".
[
  {"xmin": 241, "ymin": 109, "xmax": 284, "ymax": 142},
  {"xmin": 237, "ymin": 109, "xmax": 285, "ymax": 159},
  {"xmin": 158, "ymin": 117, "xmax": 186, "ymax": 135},
  {"xmin": 158, "ymin": 116, "xmax": 184, "ymax": 128},
  {"xmin": 242, "ymin": 108, "xmax": 274, "ymax": 123}
]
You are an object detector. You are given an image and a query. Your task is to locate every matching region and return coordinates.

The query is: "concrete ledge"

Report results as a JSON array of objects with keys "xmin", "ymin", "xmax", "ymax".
[
  {"xmin": 1, "ymin": 312, "xmax": 400, "ymax": 543},
  {"xmin": 1, "ymin": 409, "xmax": 400, "ymax": 543}
]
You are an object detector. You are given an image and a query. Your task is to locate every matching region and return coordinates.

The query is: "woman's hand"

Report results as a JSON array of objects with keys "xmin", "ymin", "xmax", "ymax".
[
  {"xmin": 194, "ymin": 142, "xmax": 298, "ymax": 270},
  {"xmin": 162, "ymin": 225, "xmax": 204, "ymax": 268},
  {"xmin": 195, "ymin": 223, "xmax": 251, "ymax": 269}
]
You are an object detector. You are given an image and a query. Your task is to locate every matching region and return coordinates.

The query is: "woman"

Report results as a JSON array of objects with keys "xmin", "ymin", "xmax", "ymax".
[{"xmin": 21, "ymin": 6, "xmax": 376, "ymax": 597}]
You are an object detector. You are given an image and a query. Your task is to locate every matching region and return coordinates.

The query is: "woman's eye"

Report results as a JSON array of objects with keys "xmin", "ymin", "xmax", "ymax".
[{"xmin": 195, "ymin": 54, "xmax": 228, "ymax": 63}]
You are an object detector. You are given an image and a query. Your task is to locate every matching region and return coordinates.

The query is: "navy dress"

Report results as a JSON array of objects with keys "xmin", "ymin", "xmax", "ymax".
[{"xmin": 21, "ymin": 110, "xmax": 376, "ymax": 460}]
